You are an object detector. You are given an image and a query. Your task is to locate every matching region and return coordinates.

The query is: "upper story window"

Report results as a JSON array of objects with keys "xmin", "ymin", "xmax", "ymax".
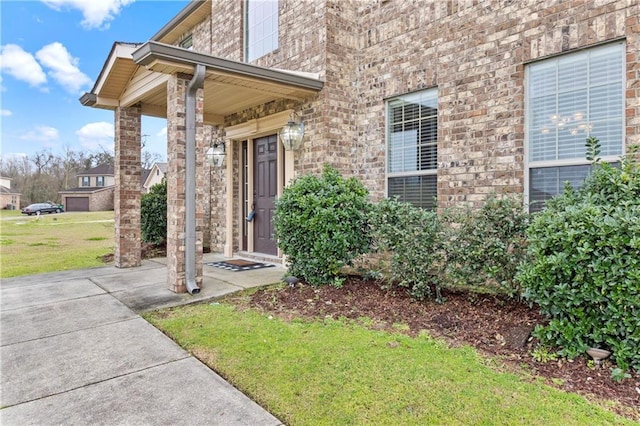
[
  {"xmin": 526, "ymin": 42, "xmax": 624, "ymax": 212},
  {"xmin": 245, "ymin": 0, "xmax": 278, "ymax": 62},
  {"xmin": 386, "ymin": 88, "xmax": 438, "ymax": 210},
  {"xmin": 96, "ymin": 176, "xmax": 105, "ymax": 187},
  {"xmin": 81, "ymin": 176, "xmax": 90, "ymax": 187},
  {"xmin": 180, "ymin": 35, "xmax": 193, "ymax": 50}
]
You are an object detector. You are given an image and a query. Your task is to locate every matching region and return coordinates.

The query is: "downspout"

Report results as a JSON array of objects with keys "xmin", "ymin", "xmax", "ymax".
[{"xmin": 185, "ymin": 63, "xmax": 206, "ymax": 295}]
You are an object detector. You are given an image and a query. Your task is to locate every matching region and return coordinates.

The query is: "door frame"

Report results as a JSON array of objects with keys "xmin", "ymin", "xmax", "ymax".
[{"xmin": 224, "ymin": 110, "xmax": 295, "ymax": 257}]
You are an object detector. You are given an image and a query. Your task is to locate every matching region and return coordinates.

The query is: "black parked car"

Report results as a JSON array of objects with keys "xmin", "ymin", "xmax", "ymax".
[{"xmin": 21, "ymin": 203, "xmax": 64, "ymax": 215}]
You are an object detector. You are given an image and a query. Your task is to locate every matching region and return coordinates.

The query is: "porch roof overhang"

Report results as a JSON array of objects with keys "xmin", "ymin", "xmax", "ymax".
[{"xmin": 80, "ymin": 40, "xmax": 324, "ymax": 125}]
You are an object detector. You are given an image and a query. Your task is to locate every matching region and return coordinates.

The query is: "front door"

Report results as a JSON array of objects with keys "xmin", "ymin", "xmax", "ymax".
[{"xmin": 253, "ymin": 135, "xmax": 278, "ymax": 255}]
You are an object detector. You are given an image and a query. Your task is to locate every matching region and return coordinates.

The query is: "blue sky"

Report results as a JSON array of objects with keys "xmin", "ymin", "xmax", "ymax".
[{"xmin": 0, "ymin": 0, "xmax": 191, "ymax": 161}]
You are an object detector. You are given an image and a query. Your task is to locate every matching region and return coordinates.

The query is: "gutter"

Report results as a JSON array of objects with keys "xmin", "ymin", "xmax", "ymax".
[
  {"xmin": 132, "ymin": 41, "xmax": 324, "ymax": 91},
  {"xmin": 185, "ymin": 63, "xmax": 206, "ymax": 295},
  {"xmin": 79, "ymin": 93, "xmax": 97, "ymax": 107},
  {"xmin": 150, "ymin": 0, "xmax": 208, "ymax": 42}
]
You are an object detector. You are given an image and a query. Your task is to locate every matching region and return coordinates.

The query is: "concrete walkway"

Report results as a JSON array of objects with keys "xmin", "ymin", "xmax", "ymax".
[{"xmin": 0, "ymin": 254, "xmax": 286, "ymax": 425}]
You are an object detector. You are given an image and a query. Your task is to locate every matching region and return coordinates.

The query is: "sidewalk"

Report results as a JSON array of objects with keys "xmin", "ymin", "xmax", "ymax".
[{"xmin": 0, "ymin": 254, "xmax": 286, "ymax": 425}]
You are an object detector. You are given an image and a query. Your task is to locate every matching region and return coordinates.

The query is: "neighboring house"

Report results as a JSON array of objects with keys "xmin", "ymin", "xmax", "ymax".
[
  {"xmin": 81, "ymin": 0, "xmax": 639, "ymax": 293},
  {"xmin": 0, "ymin": 176, "xmax": 21, "ymax": 210},
  {"xmin": 59, "ymin": 164, "xmax": 115, "ymax": 212},
  {"xmin": 59, "ymin": 164, "xmax": 152, "ymax": 211},
  {"xmin": 141, "ymin": 168, "xmax": 152, "ymax": 192},
  {"xmin": 142, "ymin": 162, "xmax": 167, "ymax": 193}
]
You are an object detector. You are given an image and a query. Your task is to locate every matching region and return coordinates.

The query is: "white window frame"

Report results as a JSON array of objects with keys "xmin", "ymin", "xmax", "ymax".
[
  {"xmin": 524, "ymin": 42, "xmax": 625, "ymax": 210},
  {"xmin": 385, "ymin": 88, "xmax": 438, "ymax": 210},
  {"xmin": 244, "ymin": 0, "xmax": 279, "ymax": 62},
  {"xmin": 81, "ymin": 176, "xmax": 90, "ymax": 187}
]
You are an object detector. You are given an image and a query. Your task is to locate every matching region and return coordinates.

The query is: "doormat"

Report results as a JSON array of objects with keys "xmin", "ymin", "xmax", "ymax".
[{"xmin": 206, "ymin": 259, "xmax": 275, "ymax": 272}]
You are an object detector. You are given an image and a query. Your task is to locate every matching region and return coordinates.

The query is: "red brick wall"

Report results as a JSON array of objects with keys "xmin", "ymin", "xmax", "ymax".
[
  {"xmin": 114, "ymin": 105, "xmax": 141, "ymax": 268},
  {"xmin": 355, "ymin": 0, "xmax": 640, "ymax": 207},
  {"xmin": 165, "ymin": 73, "xmax": 206, "ymax": 293},
  {"xmin": 167, "ymin": 0, "xmax": 639, "ymax": 251}
]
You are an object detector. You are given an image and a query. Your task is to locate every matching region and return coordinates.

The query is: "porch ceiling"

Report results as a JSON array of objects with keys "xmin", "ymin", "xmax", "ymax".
[{"xmin": 81, "ymin": 41, "xmax": 324, "ymax": 126}]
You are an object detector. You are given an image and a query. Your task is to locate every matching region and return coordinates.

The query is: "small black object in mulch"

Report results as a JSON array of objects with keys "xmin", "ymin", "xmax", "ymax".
[{"xmin": 206, "ymin": 259, "xmax": 275, "ymax": 272}]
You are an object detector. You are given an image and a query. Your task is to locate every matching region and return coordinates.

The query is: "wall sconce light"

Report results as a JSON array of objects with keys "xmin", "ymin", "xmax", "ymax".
[
  {"xmin": 206, "ymin": 138, "xmax": 226, "ymax": 168},
  {"xmin": 280, "ymin": 112, "xmax": 305, "ymax": 151}
]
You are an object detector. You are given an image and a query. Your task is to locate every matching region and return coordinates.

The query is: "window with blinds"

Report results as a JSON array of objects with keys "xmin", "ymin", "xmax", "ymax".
[
  {"xmin": 387, "ymin": 89, "xmax": 438, "ymax": 210},
  {"xmin": 526, "ymin": 42, "xmax": 624, "ymax": 211},
  {"xmin": 245, "ymin": 0, "xmax": 279, "ymax": 62}
]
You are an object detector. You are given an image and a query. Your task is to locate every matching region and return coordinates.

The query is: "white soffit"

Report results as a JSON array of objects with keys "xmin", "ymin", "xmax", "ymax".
[{"xmin": 82, "ymin": 41, "xmax": 323, "ymax": 125}]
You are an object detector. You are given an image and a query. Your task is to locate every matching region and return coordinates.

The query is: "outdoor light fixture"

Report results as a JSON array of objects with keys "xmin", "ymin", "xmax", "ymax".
[
  {"xmin": 279, "ymin": 112, "xmax": 305, "ymax": 151},
  {"xmin": 206, "ymin": 138, "xmax": 226, "ymax": 168}
]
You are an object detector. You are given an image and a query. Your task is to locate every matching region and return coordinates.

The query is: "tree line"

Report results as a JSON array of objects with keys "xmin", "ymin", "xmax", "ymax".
[{"xmin": 0, "ymin": 148, "xmax": 163, "ymax": 208}]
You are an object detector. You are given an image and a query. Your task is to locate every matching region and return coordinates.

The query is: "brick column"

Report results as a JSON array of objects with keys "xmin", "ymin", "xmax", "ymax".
[
  {"xmin": 166, "ymin": 73, "xmax": 205, "ymax": 293},
  {"xmin": 114, "ymin": 105, "xmax": 142, "ymax": 268}
]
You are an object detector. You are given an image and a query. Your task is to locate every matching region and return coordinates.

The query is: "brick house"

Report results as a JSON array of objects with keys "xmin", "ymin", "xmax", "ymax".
[
  {"xmin": 59, "ymin": 164, "xmax": 116, "ymax": 212},
  {"xmin": 59, "ymin": 164, "xmax": 152, "ymax": 211},
  {"xmin": 81, "ymin": 0, "xmax": 640, "ymax": 293},
  {"xmin": 0, "ymin": 176, "xmax": 21, "ymax": 210}
]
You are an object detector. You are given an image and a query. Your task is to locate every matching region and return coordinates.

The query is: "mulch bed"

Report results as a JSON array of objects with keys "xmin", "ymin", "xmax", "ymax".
[
  {"xmin": 247, "ymin": 276, "xmax": 640, "ymax": 420},
  {"xmin": 99, "ymin": 247, "xmax": 639, "ymax": 419}
]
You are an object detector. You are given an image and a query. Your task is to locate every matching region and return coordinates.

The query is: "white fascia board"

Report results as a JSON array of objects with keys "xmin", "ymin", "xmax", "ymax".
[{"xmin": 93, "ymin": 43, "xmax": 139, "ymax": 95}]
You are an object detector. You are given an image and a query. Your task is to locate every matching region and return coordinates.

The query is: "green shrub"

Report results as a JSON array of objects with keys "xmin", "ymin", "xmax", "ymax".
[
  {"xmin": 369, "ymin": 199, "xmax": 445, "ymax": 301},
  {"xmin": 273, "ymin": 165, "xmax": 371, "ymax": 287},
  {"xmin": 141, "ymin": 179, "xmax": 167, "ymax": 245},
  {"xmin": 444, "ymin": 196, "xmax": 529, "ymax": 297},
  {"xmin": 368, "ymin": 196, "xmax": 528, "ymax": 302},
  {"xmin": 517, "ymin": 139, "xmax": 640, "ymax": 373}
]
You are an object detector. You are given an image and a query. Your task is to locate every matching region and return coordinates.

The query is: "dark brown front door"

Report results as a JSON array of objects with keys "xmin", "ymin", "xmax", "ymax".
[{"xmin": 253, "ymin": 135, "xmax": 278, "ymax": 255}]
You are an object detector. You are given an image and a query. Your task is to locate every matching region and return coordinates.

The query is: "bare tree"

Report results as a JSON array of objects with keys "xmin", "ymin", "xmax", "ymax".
[
  {"xmin": 1, "ymin": 144, "xmax": 163, "ymax": 207},
  {"xmin": 89, "ymin": 146, "xmax": 114, "ymax": 168},
  {"xmin": 141, "ymin": 150, "xmax": 164, "ymax": 169},
  {"xmin": 32, "ymin": 150, "xmax": 54, "ymax": 175}
]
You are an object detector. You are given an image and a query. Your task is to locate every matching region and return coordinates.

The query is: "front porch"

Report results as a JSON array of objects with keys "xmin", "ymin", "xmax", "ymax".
[
  {"xmin": 81, "ymin": 41, "xmax": 322, "ymax": 293},
  {"xmin": 93, "ymin": 252, "xmax": 286, "ymax": 312}
]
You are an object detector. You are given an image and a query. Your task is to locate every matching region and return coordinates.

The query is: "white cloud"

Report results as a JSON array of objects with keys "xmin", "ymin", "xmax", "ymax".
[
  {"xmin": 157, "ymin": 127, "xmax": 167, "ymax": 138},
  {"xmin": 20, "ymin": 126, "xmax": 60, "ymax": 147},
  {"xmin": 36, "ymin": 42, "xmax": 92, "ymax": 94},
  {"xmin": 0, "ymin": 44, "xmax": 47, "ymax": 88},
  {"xmin": 41, "ymin": 0, "xmax": 135, "ymax": 30},
  {"xmin": 1, "ymin": 109, "xmax": 12, "ymax": 116},
  {"xmin": 76, "ymin": 121, "xmax": 114, "ymax": 150},
  {"xmin": 0, "ymin": 152, "xmax": 29, "ymax": 162}
]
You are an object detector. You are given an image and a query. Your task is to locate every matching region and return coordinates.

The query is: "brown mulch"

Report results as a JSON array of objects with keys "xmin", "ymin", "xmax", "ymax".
[{"xmin": 247, "ymin": 276, "xmax": 640, "ymax": 420}]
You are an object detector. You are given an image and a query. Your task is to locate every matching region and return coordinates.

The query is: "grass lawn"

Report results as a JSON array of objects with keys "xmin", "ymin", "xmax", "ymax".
[
  {"xmin": 0, "ymin": 210, "xmax": 114, "ymax": 278},
  {"xmin": 144, "ymin": 297, "xmax": 634, "ymax": 425}
]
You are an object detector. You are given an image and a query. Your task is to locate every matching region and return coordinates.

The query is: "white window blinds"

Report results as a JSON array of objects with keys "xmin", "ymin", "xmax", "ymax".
[
  {"xmin": 526, "ymin": 42, "xmax": 624, "ymax": 210},
  {"xmin": 387, "ymin": 89, "xmax": 438, "ymax": 210}
]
